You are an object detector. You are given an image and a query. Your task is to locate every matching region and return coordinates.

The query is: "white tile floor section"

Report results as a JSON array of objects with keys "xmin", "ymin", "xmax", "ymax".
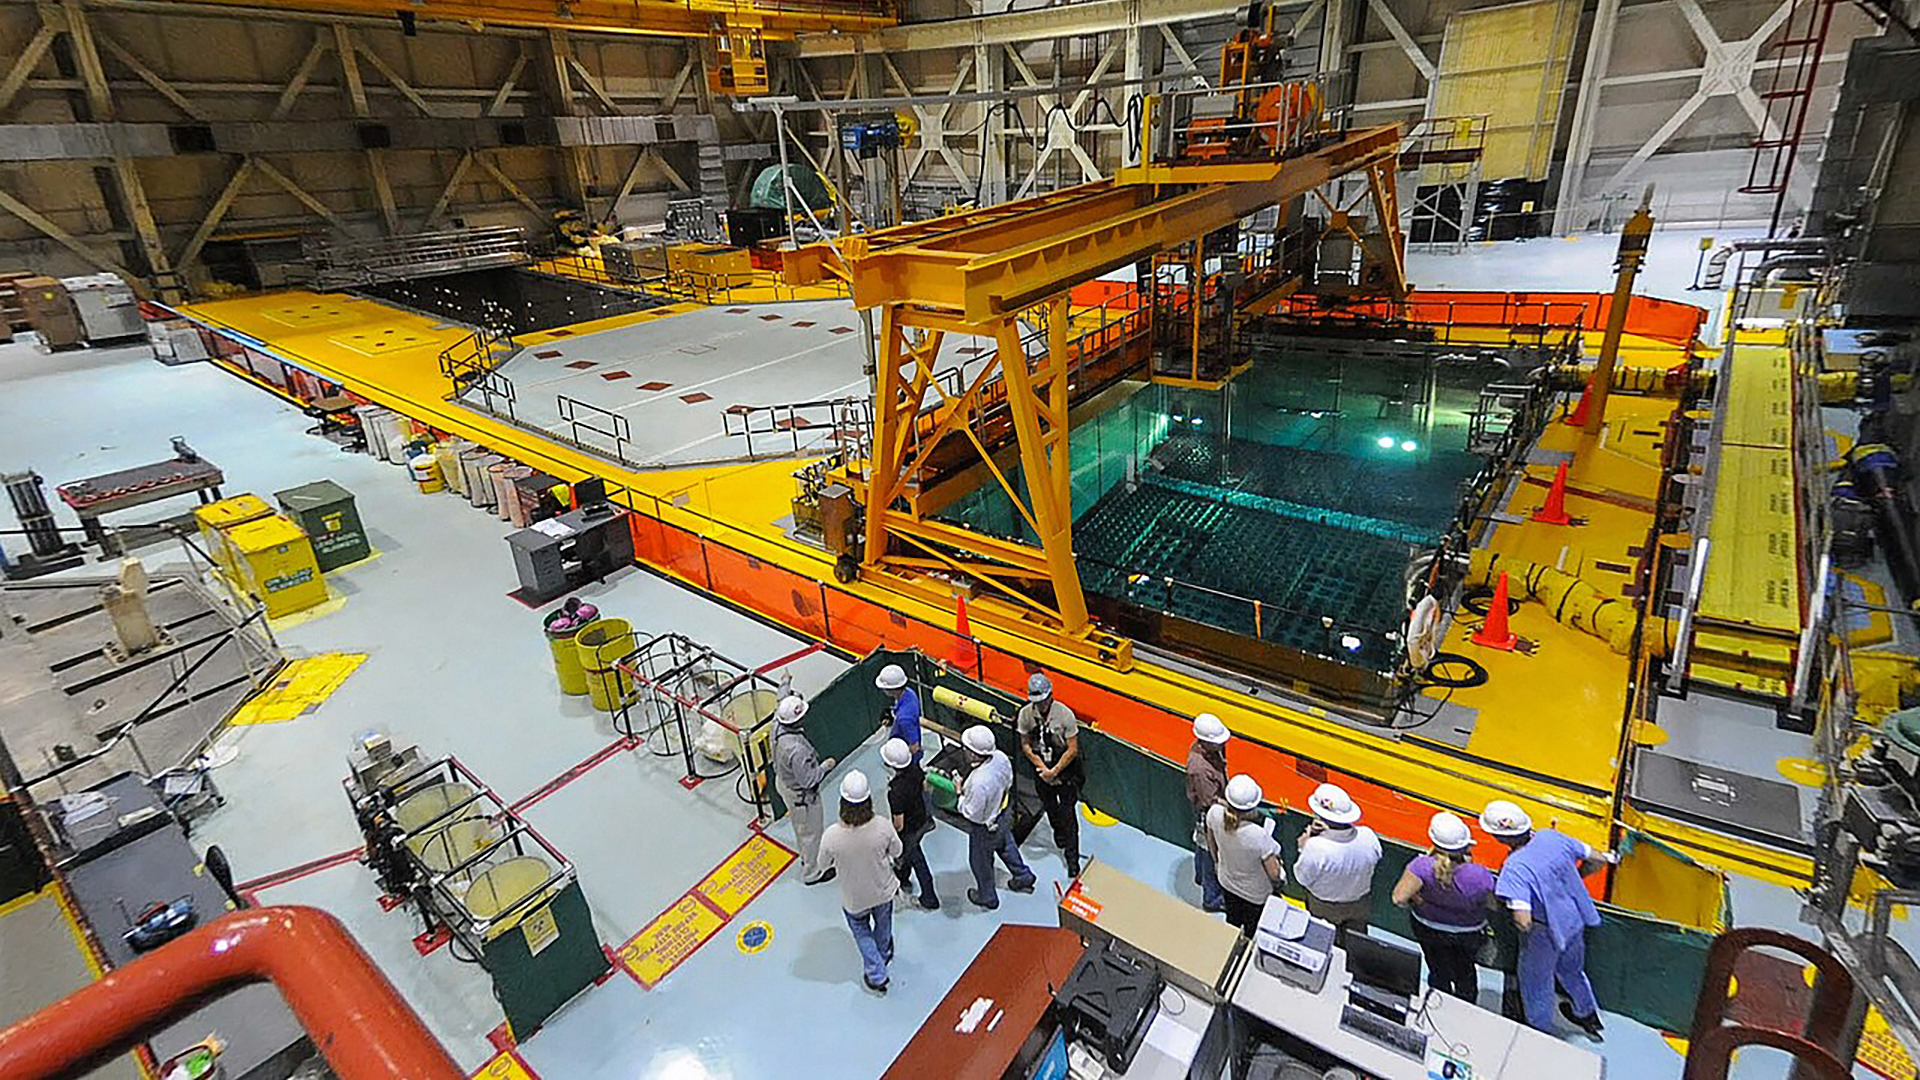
[{"xmin": 0, "ymin": 229, "xmax": 1866, "ymax": 1078}]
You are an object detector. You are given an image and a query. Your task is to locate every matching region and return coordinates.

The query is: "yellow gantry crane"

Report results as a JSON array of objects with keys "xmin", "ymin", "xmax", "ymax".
[{"xmin": 788, "ymin": 79, "xmax": 1409, "ymax": 652}]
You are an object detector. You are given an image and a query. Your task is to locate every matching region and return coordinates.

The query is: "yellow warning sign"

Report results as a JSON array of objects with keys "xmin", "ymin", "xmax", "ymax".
[
  {"xmin": 616, "ymin": 894, "xmax": 724, "ymax": 988},
  {"xmin": 470, "ymin": 1049, "xmax": 537, "ymax": 1080},
  {"xmin": 696, "ymin": 835, "xmax": 796, "ymax": 916},
  {"xmin": 231, "ymin": 653, "xmax": 367, "ymax": 726},
  {"xmin": 1861, "ymin": 1005, "xmax": 1918, "ymax": 1079}
]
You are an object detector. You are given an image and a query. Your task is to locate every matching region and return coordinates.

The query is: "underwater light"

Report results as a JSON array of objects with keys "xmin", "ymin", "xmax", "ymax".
[
  {"xmin": 1401, "ymin": 440, "xmax": 1418, "ymax": 452},
  {"xmin": 1376, "ymin": 436, "xmax": 1395, "ymax": 449},
  {"xmin": 1340, "ymin": 633, "xmax": 1363, "ymax": 652}
]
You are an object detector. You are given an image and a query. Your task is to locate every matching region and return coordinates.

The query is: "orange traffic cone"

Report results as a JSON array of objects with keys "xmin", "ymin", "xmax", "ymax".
[
  {"xmin": 1532, "ymin": 460, "xmax": 1573, "ymax": 525},
  {"xmin": 1471, "ymin": 571, "xmax": 1519, "ymax": 651},
  {"xmin": 1563, "ymin": 377, "xmax": 1593, "ymax": 427},
  {"xmin": 955, "ymin": 592, "xmax": 972, "ymax": 637}
]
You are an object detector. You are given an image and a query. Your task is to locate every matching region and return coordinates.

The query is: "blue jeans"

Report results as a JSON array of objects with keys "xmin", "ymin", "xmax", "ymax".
[
  {"xmin": 1518, "ymin": 923, "xmax": 1598, "ymax": 1032},
  {"xmin": 897, "ymin": 832, "xmax": 937, "ymax": 901},
  {"xmin": 1194, "ymin": 846, "xmax": 1225, "ymax": 910},
  {"xmin": 967, "ymin": 812, "xmax": 1033, "ymax": 907},
  {"xmin": 845, "ymin": 901, "xmax": 894, "ymax": 988}
]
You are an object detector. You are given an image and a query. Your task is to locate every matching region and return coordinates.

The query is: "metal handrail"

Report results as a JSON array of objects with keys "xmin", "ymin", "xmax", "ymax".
[
  {"xmin": 556, "ymin": 393, "xmax": 632, "ymax": 466},
  {"xmin": 0, "ymin": 907, "xmax": 462, "ymax": 1080}
]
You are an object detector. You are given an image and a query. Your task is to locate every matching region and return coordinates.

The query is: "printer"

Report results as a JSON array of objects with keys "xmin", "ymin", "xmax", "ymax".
[{"xmin": 1253, "ymin": 898, "xmax": 1335, "ymax": 993}]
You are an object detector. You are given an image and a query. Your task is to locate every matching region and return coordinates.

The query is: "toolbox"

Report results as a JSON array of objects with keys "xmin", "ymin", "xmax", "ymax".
[{"xmin": 275, "ymin": 480, "xmax": 370, "ymax": 572}]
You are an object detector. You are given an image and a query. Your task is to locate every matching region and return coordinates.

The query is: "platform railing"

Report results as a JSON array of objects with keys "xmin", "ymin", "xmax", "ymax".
[
  {"xmin": 556, "ymin": 393, "xmax": 634, "ymax": 466},
  {"xmin": 0, "ymin": 906, "xmax": 463, "ymax": 1080}
]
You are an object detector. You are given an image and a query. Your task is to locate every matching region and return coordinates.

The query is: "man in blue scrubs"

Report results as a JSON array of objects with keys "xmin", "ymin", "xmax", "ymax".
[
  {"xmin": 1481, "ymin": 799, "xmax": 1615, "ymax": 1040},
  {"xmin": 875, "ymin": 663, "xmax": 922, "ymax": 761}
]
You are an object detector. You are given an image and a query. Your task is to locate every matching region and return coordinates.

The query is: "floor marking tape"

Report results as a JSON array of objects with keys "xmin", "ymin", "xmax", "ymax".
[{"xmin": 612, "ymin": 832, "xmax": 796, "ymax": 989}]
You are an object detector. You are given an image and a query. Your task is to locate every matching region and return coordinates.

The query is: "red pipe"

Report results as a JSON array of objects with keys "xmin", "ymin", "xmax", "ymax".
[{"xmin": 0, "ymin": 906, "xmax": 463, "ymax": 1080}]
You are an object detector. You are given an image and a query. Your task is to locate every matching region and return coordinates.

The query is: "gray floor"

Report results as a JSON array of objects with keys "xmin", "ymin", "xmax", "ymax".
[
  {"xmin": 0, "ymin": 892, "xmax": 142, "ymax": 1079},
  {"xmin": 0, "ymin": 273, "xmax": 1882, "ymax": 1079},
  {"xmin": 474, "ymin": 298, "xmax": 1001, "ymax": 468}
]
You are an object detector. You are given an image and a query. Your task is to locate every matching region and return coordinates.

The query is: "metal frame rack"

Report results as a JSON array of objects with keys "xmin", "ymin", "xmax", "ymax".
[{"xmin": 612, "ymin": 633, "xmax": 787, "ymax": 818}]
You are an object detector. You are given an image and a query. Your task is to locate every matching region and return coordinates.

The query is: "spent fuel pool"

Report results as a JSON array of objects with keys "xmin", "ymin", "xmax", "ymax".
[{"xmin": 944, "ymin": 349, "xmax": 1506, "ymax": 670}]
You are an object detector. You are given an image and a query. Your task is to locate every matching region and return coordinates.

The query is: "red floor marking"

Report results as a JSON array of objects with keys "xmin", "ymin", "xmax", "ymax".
[
  {"xmin": 639, "ymin": 380, "xmax": 672, "ymax": 391},
  {"xmin": 829, "ymin": 326, "xmax": 855, "ymax": 334},
  {"xmin": 678, "ymin": 774, "xmax": 706, "ymax": 790},
  {"xmin": 413, "ymin": 925, "xmax": 451, "ymax": 956},
  {"xmin": 485, "ymin": 1022, "xmax": 516, "ymax": 1053},
  {"xmin": 726, "ymin": 308, "xmax": 750, "ymax": 314},
  {"xmin": 758, "ymin": 313, "xmax": 782, "ymax": 321},
  {"xmin": 791, "ymin": 320, "xmax": 815, "ymax": 328},
  {"xmin": 679, "ymin": 392, "xmax": 712, "ymax": 404},
  {"xmin": 599, "ymin": 370, "xmax": 630, "ymax": 381},
  {"xmin": 565, "ymin": 360, "xmax": 596, "ymax": 370},
  {"xmin": 378, "ymin": 893, "xmax": 405, "ymax": 911},
  {"xmin": 235, "ymin": 846, "xmax": 362, "ymax": 893},
  {"xmin": 509, "ymin": 734, "xmax": 637, "ymax": 814},
  {"xmin": 534, "ymin": 350, "xmax": 563, "ymax": 359}
]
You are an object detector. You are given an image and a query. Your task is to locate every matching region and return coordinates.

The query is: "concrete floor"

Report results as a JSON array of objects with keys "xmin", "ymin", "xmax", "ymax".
[{"xmin": 0, "ymin": 235, "xmax": 1879, "ymax": 1078}]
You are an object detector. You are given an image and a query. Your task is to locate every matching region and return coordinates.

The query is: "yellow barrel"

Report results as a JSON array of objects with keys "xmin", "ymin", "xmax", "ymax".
[
  {"xmin": 576, "ymin": 617, "xmax": 637, "ymax": 711},
  {"xmin": 409, "ymin": 454, "xmax": 444, "ymax": 494},
  {"xmin": 547, "ymin": 626, "xmax": 588, "ymax": 696}
]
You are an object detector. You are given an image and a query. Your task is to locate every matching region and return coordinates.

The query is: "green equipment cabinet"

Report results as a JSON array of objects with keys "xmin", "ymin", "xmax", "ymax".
[{"xmin": 275, "ymin": 479, "xmax": 370, "ymax": 571}]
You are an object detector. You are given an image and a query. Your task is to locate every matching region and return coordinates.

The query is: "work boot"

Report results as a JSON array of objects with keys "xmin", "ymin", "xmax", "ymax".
[
  {"xmin": 967, "ymin": 888, "xmax": 998, "ymax": 910},
  {"xmin": 1009, "ymin": 874, "xmax": 1037, "ymax": 894},
  {"xmin": 918, "ymin": 893, "xmax": 941, "ymax": 911},
  {"xmin": 1559, "ymin": 1002, "xmax": 1605, "ymax": 1041},
  {"xmin": 804, "ymin": 868, "xmax": 836, "ymax": 886}
]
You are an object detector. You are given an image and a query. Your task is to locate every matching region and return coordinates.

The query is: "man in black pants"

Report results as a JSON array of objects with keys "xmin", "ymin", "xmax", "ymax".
[{"xmin": 1016, "ymin": 673, "xmax": 1083, "ymax": 877}]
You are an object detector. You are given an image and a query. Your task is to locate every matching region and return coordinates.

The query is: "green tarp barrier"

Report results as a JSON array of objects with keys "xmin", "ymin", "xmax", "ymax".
[{"xmin": 775, "ymin": 648, "xmax": 1716, "ymax": 1033}]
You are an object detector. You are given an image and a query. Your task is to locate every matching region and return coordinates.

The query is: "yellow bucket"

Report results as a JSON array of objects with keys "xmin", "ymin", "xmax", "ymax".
[
  {"xmin": 576, "ymin": 617, "xmax": 636, "ymax": 711},
  {"xmin": 548, "ymin": 628, "xmax": 587, "ymax": 696}
]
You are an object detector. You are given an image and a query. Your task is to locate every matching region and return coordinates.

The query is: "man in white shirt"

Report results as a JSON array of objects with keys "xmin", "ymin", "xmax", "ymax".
[
  {"xmin": 1292, "ymin": 782, "xmax": 1382, "ymax": 943},
  {"xmin": 958, "ymin": 724, "xmax": 1035, "ymax": 910}
]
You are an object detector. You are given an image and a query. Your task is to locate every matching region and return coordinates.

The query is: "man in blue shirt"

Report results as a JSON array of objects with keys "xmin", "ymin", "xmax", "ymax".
[
  {"xmin": 875, "ymin": 663, "xmax": 922, "ymax": 760},
  {"xmin": 1481, "ymin": 799, "xmax": 1615, "ymax": 1040}
]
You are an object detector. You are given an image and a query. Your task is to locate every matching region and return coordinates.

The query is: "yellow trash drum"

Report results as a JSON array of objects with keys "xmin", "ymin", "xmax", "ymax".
[
  {"xmin": 575, "ymin": 617, "xmax": 637, "ymax": 711},
  {"xmin": 227, "ymin": 514, "xmax": 327, "ymax": 619}
]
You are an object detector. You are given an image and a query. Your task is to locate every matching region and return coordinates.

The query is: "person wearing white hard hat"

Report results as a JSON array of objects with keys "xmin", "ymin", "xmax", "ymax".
[
  {"xmin": 1292, "ymin": 782, "xmax": 1383, "ymax": 943},
  {"xmin": 1185, "ymin": 714, "xmax": 1231, "ymax": 913},
  {"xmin": 1481, "ymin": 799, "xmax": 1614, "ymax": 1040},
  {"xmin": 1391, "ymin": 811, "xmax": 1497, "ymax": 1002},
  {"xmin": 880, "ymin": 737, "xmax": 940, "ymax": 910},
  {"xmin": 957, "ymin": 724, "xmax": 1035, "ymax": 909},
  {"xmin": 818, "ymin": 770, "xmax": 903, "ymax": 993},
  {"xmin": 1204, "ymin": 775, "xmax": 1285, "ymax": 935},
  {"xmin": 1015, "ymin": 672, "xmax": 1083, "ymax": 877},
  {"xmin": 874, "ymin": 663, "xmax": 923, "ymax": 762},
  {"xmin": 770, "ymin": 694, "xmax": 838, "ymax": 885}
]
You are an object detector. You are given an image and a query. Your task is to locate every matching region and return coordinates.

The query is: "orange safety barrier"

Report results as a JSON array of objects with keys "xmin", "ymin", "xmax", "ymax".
[
  {"xmin": 0, "ymin": 906, "xmax": 462, "ymax": 1080},
  {"xmin": 1283, "ymin": 289, "xmax": 1707, "ymax": 347}
]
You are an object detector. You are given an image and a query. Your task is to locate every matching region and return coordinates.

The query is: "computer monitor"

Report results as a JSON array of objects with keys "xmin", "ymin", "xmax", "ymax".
[
  {"xmin": 573, "ymin": 477, "xmax": 608, "ymax": 508},
  {"xmin": 1345, "ymin": 933, "xmax": 1422, "ymax": 1000}
]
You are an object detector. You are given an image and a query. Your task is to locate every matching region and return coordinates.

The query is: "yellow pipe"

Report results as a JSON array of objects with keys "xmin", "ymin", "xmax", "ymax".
[
  {"xmin": 1468, "ymin": 550, "xmax": 1671, "ymax": 656},
  {"xmin": 932, "ymin": 685, "xmax": 1002, "ymax": 723}
]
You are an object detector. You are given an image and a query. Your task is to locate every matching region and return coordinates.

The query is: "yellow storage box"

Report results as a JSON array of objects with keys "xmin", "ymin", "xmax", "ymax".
[
  {"xmin": 195, "ymin": 494, "xmax": 273, "ymax": 578},
  {"xmin": 228, "ymin": 514, "xmax": 327, "ymax": 618}
]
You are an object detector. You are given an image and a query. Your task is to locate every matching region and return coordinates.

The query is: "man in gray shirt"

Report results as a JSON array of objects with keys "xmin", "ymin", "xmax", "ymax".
[
  {"xmin": 771, "ymin": 694, "xmax": 836, "ymax": 885},
  {"xmin": 1016, "ymin": 673, "xmax": 1082, "ymax": 877}
]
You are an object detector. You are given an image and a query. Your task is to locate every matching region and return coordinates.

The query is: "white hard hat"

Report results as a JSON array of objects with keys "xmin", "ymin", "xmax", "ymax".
[
  {"xmin": 961, "ymin": 725, "xmax": 996, "ymax": 755},
  {"xmin": 1192, "ymin": 713, "xmax": 1230, "ymax": 745},
  {"xmin": 1479, "ymin": 800, "xmax": 1533, "ymax": 837},
  {"xmin": 1428, "ymin": 811, "xmax": 1473, "ymax": 851},
  {"xmin": 1225, "ymin": 774, "xmax": 1263, "ymax": 811},
  {"xmin": 875, "ymin": 664, "xmax": 908, "ymax": 690},
  {"xmin": 775, "ymin": 695, "xmax": 809, "ymax": 726},
  {"xmin": 880, "ymin": 737, "xmax": 912, "ymax": 769},
  {"xmin": 1308, "ymin": 783, "xmax": 1361, "ymax": 826},
  {"xmin": 1027, "ymin": 673, "xmax": 1054, "ymax": 702},
  {"xmin": 840, "ymin": 770, "xmax": 871, "ymax": 803}
]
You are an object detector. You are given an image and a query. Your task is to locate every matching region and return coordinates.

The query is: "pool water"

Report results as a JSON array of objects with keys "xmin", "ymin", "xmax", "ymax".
[{"xmin": 940, "ymin": 347, "xmax": 1506, "ymax": 670}]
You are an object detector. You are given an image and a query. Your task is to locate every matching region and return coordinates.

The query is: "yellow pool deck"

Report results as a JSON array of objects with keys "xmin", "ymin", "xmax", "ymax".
[{"xmin": 178, "ymin": 286, "xmax": 1792, "ymax": 888}]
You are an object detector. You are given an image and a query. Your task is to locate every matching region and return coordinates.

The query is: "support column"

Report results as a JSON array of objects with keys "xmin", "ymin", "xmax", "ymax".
[
  {"xmin": 975, "ymin": 32, "xmax": 1005, "ymax": 206},
  {"xmin": 995, "ymin": 311, "xmax": 1088, "ymax": 633},
  {"xmin": 538, "ymin": 28, "xmax": 593, "ymax": 213},
  {"xmin": 1554, "ymin": 0, "xmax": 1620, "ymax": 234},
  {"xmin": 56, "ymin": 1, "xmax": 178, "ymax": 297}
]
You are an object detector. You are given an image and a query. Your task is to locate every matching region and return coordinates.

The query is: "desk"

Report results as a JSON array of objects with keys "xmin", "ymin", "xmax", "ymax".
[
  {"xmin": 1229, "ymin": 937, "xmax": 1605, "ymax": 1079},
  {"xmin": 57, "ymin": 456, "xmax": 224, "ymax": 554},
  {"xmin": 61, "ymin": 774, "xmax": 311, "ymax": 1078},
  {"xmin": 1059, "ymin": 860, "xmax": 1244, "ymax": 1004},
  {"xmin": 505, "ymin": 504, "xmax": 632, "ymax": 604},
  {"xmin": 885, "ymin": 924, "xmax": 1084, "ymax": 1080}
]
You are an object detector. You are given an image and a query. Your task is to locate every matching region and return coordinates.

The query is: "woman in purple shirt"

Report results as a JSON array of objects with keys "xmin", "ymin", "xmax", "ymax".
[{"xmin": 1391, "ymin": 811, "xmax": 1497, "ymax": 1002}]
